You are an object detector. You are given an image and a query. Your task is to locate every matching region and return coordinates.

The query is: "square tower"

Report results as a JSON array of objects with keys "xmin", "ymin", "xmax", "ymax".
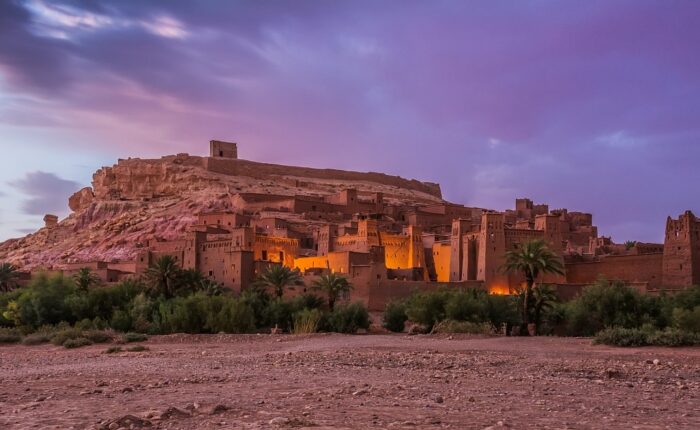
[{"xmin": 210, "ymin": 140, "xmax": 238, "ymax": 159}]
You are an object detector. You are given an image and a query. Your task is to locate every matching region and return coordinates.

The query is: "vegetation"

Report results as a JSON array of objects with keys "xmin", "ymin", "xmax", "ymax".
[
  {"xmin": 143, "ymin": 255, "xmax": 183, "ymax": 298},
  {"xmin": 382, "ymin": 301, "xmax": 408, "ymax": 333},
  {"xmin": 293, "ymin": 308, "xmax": 322, "ymax": 334},
  {"xmin": 594, "ymin": 326, "xmax": 699, "ymax": 347},
  {"xmin": 401, "ymin": 288, "xmax": 520, "ymax": 332},
  {"xmin": 501, "ymin": 239, "xmax": 564, "ymax": 330},
  {"xmin": 73, "ymin": 268, "xmax": 101, "ymax": 292},
  {"xmin": 0, "ymin": 267, "xmax": 371, "ymax": 339},
  {"xmin": 123, "ymin": 332, "xmax": 148, "ymax": 343},
  {"xmin": 0, "ymin": 263, "xmax": 20, "ymax": 293},
  {"xmin": 312, "ymin": 273, "xmax": 353, "ymax": 311},
  {"xmin": 252, "ymin": 265, "xmax": 304, "ymax": 298}
]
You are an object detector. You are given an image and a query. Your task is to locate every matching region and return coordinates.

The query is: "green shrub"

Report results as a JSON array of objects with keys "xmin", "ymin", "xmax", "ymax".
[
  {"xmin": 326, "ymin": 302, "xmax": 370, "ymax": 333},
  {"xmin": 263, "ymin": 298, "xmax": 294, "ymax": 331},
  {"xmin": 50, "ymin": 328, "xmax": 84, "ymax": 346},
  {"xmin": 63, "ymin": 337, "xmax": 93, "ymax": 349},
  {"xmin": 0, "ymin": 327, "xmax": 21, "ymax": 343},
  {"xmin": 672, "ymin": 306, "xmax": 700, "ymax": 333},
  {"xmin": 205, "ymin": 297, "xmax": 256, "ymax": 333},
  {"xmin": 83, "ymin": 330, "xmax": 112, "ymax": 343},
  {"xmin": 404, "ymin": 290, "xmax": 451, "ymax": 329},
  {"xmin": 382, "ymin": 301, "xmax": 407, "ymax": 333},
  {"xmin": 445, "ymin": 290, "xmax": 488, "ymax": 322},
  {"xmin": 290, "ymin": 294, "xmax": 324, "ymax": 312},
  {"xmin": 75, "ymin": 318, "xmax": 95, "ymax": 331},
  {"xmin": 127, "ymin": 345, "xmax": 148, "ymax": 352},
  {"xmin": 123, "ymin": 332, "xmax": 148, "ymax": 343},
  {"xmin": 293, "ymin": 308, "xmax": 322, "ymax": 334},
  {"xmin": 105, "ymin": 346, "xmax": 122, "ymax": 354},
  {"xmin": 563, "ymin": 280, "xmax": 658, "ymax": 336},
  {"xmin": 110, "ymin": 309, "xmax": 132, "ymax": 332},
  {"xmin": 646, "ymin": 328, "xmax": 700, "ymax": 346},
  {"xmin": 431, "ymin": 320, "xmax": 493, "ymax": 335},
  {"xmin": 594, "ymin": 326, "xmax": 700, "ymax": 347},
  {"xmin": 21, "ymin": 333, "xmax": 51, "ymax": 345}
]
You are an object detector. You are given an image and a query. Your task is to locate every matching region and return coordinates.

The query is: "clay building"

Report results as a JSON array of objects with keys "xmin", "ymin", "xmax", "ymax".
[{"xmin": 47, "ymin": 143, "xmax": 700, "ymax": 309}]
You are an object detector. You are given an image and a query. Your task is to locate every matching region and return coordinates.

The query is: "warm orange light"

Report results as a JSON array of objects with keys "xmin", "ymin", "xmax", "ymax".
[{"xmin": 488, "ymin": 285, "xmax": 511, "ymax": 295}]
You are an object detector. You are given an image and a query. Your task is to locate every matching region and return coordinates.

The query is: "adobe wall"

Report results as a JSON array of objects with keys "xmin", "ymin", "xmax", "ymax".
[
  {"xmin": 432, "ymin": 242, "xmax": 451, "ymax": 282},
  {"xmin": 565, "ymin": 253, "xmax": 663, "ymax": 288},
  {"xmin": 205, "ymin": 157, "xmax": 442, "ymax": 198}
]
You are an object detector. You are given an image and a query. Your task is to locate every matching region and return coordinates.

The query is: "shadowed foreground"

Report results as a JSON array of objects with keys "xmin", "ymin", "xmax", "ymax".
[{"xmin": 1, "ymin": 334, "xmax": 698, "ymax": 429}]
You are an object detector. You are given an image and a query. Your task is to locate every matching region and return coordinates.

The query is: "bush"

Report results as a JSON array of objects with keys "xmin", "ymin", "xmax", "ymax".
[
  {"xmin": 593, "ymin": 327, "xmax": 650, "ymax": 347},
  {"xmin": 646, "ymin": 328, "xmax": 700, "ymax": 346},
  {"xmin": 22, "ymin": 333, "xmax": 51, "ymax": 345},
  {"xmin": 123, "ymin": 332, "xmax": 148, "ymax": 343},
  {"xmin": 63, "ymin": 337, "xmax": 93, "ymax": 349},
  {"xmin": 293, "ymin": 308, "xmax": 322, "ymax": 334},
  {"xmin": 404, "ymin": 290, "xmax": 451, "ymax": 329},
  {"xmin": 594, "ymin": 326, "xmax": 700, "ymax": 347},
  {"xmin": 563, "ymin": 280, "xmax": 660, "ymax": 336},
  {"xmin": 290, "ymin": 294, "xmax": 324, "ymax": 312},
  {"xmin": 105, "ymin": 346, "xmax": 122, "ymax": 354},
  {"xmin": 326, "ymin": 302, "xmax": 370, "ymax": 333},
  {"xmin": 672, "ymin": 306, "xmax": 700, "ymax": 333},
  {"xmin": 445, "ymin": 290, "xmax": 489, "ymax": 322},
  {"xmin": 382, "ymin": 301, "xmax": 407, "ymax": 333},
  {"xmin": 204, "ymin": 297, "xmax": 256, "ymax": 333},
  {"xmin": 127, "ymin": 345, "xmax": 148, "ymax": 352},
  {"xmin": 50, "ymin": 328, "xmax": 84, "ymax": 346},
  {"xmin": 83, "ymin": 330, "xmax": 112, "ymax": 343},
  {"xmin": 431, "ymin": 320, "xmax": 494, "ymax": 335},
  {"xmin": 110, "ymin": 309, "xmax": 132, "ymax": 332},
  {"xmin": 263, "ymin": 298, "xmax": 294, "ymax": 331},
  {"xmin": 0, "ymin": 327, "xmax": 21, "ymax": 343}
]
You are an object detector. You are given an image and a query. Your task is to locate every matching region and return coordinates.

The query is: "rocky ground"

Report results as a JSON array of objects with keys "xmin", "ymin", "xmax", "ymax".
[{"xmin": 0, "ymin": 334, "xmax": 698, "ymax": 429}]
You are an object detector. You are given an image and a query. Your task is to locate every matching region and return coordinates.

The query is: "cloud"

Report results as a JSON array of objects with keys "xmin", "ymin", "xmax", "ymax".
[
  {"xmin": 0, "ymin": 0, "xmax": 699, "ymax": 242},
  {"xmin": 8, "ymin": 171, "xmax": 79, "ymax": 216}
]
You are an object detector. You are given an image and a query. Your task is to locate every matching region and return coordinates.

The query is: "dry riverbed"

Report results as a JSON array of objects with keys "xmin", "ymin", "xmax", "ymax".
[{"xmin": 1, "ymin": 334, "xmax": 698, "ymax": 429}]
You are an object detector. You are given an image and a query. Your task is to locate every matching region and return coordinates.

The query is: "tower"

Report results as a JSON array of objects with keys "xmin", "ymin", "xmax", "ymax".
[
  {"xmin": 449, "ymin": 219, "xmax": 470, "ymax": 281},
  {"xmin": 209, "ymin": 140, "xmax": 238, "ymax": 159},
  {"xmin": 358, "ymin": 219, "xmax": 380, "ymax": 247},
  {"xmin": 477, "ymin": 212, "xmax": 508, "ymax": 290},
  {"xmin": 534, "ymin": 214, "xmax": 563, "ymax": 253},
  {"xmin": 663, "ymin": 211, "xmax": 700, "ymax": 288}
]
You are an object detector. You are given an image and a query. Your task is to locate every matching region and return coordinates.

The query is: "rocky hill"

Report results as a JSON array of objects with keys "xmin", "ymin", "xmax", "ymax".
[{"xmin": 0, "ymin": 153, "xmax": 445, "ymax": 269}]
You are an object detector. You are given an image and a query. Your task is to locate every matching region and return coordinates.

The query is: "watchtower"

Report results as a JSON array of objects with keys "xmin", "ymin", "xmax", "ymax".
[
  {"xmin": 663, "ymin": 211, "xmax": 700, "ymax": 288},
  {"xmin": 209, "ymin": 140, "xmax": 238, "ymax": 159}
]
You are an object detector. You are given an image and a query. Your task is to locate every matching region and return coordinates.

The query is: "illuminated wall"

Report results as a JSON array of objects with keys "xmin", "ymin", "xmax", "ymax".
[{"xmin": 432, "ymin": 242, "xmax": 451, "ymax": 282}]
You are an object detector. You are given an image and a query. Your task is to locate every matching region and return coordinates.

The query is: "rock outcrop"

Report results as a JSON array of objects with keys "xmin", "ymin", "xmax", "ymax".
[{"xmin": 0, "ymin": 153, "xmax": 444, "ymax": 269}]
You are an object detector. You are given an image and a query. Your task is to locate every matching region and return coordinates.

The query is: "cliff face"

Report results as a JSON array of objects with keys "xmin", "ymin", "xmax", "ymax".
[{"xmin": 0, "ymin": 154, "xmax": 444, "ymax": 269}]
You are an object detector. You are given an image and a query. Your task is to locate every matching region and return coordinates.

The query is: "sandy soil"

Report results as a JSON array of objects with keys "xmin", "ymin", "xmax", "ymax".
[{"xmin": 0, "ymin": 334, "xmax": 698, "ymax": 429}]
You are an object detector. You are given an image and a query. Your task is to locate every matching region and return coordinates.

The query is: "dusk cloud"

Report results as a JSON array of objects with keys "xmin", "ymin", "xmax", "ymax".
[
  {"xmin": 9, "ymin": 171, "xmax": 79, "ymax": 216},
  {"xmin": 0, "ymin": 0, "xmax": 699, "ymax": 242}
]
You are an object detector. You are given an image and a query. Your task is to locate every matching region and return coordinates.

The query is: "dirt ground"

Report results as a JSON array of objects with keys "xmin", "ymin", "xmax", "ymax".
[{"xmin": 0, "ymin": 334, "xmax": 698, "ymax": 430}]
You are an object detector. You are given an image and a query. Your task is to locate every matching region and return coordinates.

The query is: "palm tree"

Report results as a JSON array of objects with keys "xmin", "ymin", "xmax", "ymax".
[
  {"xmin": 312, "ymin": 273, "xmax": 353, "ymax": 311},
  {"xmin": 73, "ymin": 267, "xmax": 101, "ymax": 292},
  {"xmin": 143, "ymin": 255, "xmax": 183, "ymax": 298},
  {"xmin": 502, "ymin": 239, "xmax": 564, "ymax": 331},
  {"xmin": 0, "ymin": 262, "xmax": 19, "ymax": 293},
  {"xmin": 531, "ymin": 284, "xmax": 558, "ymax": 334},
  {"xmin": 253, "ymin": 265, "xmax": 303, "ymax": 298}
]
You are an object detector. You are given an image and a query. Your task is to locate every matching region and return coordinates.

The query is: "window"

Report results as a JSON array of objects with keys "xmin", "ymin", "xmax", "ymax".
[
  {"xmin": 262, "ymin": 250, "xmax": 268, "ymax": 260},
  {"xmin": 209, "ymin": 271, "xmax": 213, "ymax": 276},
  {"xmin": 219, "ymin": 150, "xmax": 223, "ymax": 157}
]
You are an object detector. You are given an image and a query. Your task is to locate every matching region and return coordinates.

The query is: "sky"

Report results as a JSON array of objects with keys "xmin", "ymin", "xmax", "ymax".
[{"xmin": 0, "ymin": 0, "xmax": 699, "ymax": 243}]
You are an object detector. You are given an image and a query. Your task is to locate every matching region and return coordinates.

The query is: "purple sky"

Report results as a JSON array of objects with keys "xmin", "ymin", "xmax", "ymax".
[{"xmin": 1, "ymin": 0, "xmax": 699, "ymax": 242}]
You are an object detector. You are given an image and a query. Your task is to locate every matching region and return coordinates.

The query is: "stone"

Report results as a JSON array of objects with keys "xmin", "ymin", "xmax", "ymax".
[{"xmin": 269, "ymin": 417, "xmax": 290, "ymax": 426}]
